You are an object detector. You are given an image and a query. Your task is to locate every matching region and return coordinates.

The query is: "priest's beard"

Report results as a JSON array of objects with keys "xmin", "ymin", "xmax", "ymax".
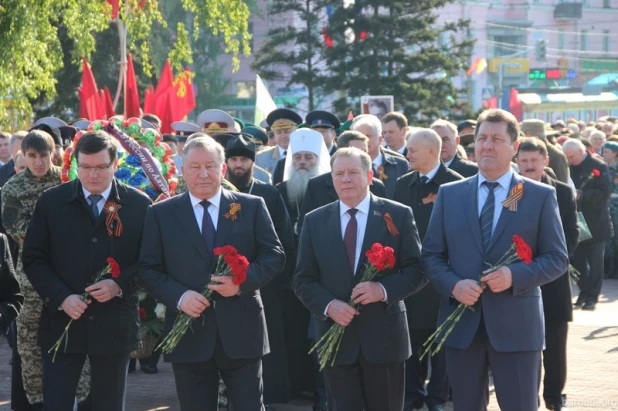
[
  {"xmin": 227, "ymin": 167, "xmax": 253, "ymax": 190},
  {"xmin": 286, "ymin": 166, "xmax": 319, "ymax": 205}
]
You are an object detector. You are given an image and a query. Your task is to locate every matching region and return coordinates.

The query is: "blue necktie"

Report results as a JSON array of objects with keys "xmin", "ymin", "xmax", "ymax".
[
  {"xmin": 200, "ymin": 200, "xmax": 216, "ymax": 255},
  {"xmin": 88, "ymin": 194, "xmax": 103, "ymax": 219},
  {"xmin": 480, "ymin": 182, "xmax": 499, "ymax": 252}
]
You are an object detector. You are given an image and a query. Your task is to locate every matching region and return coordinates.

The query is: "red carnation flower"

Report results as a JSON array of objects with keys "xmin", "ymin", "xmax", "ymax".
[
  {"xmin": 214, "ymin": 245, "xmax": 238, "ymax": 256},
  {"xmin": 139, "ymin": 307, "xmax": 147, "ymax": 320},
  {"xmin": 513, "ymin": 235, "xmax": 533, "ymax": 264},
  {"xmin": 106, "ymin": 257, "xmax": 121, "ymax": 278},
  {"xmin": 592, "ymin": 169, "xmax": 601, "ymax": 177},
  {"xmin": 365, "ymin": 243, "xmax": 396, "ymax": 271}
]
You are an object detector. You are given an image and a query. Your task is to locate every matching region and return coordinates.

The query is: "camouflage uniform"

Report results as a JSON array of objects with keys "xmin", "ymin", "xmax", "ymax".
[
  {"xmin": 605, "ymin": 164, "xmax": 618, "ymax": 278},
  {"xmin": 174, "ymin": 175, "xmax": 238, "ymax": 194},
  {"xmin": 1, "ymin": 167, "xmax": 91, "ymax": 405}
]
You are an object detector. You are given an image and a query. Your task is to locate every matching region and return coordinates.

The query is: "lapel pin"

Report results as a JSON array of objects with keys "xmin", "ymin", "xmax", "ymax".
[{"xmin": 502, "ymin": 183, "xmax": 524, "ymax": 212}]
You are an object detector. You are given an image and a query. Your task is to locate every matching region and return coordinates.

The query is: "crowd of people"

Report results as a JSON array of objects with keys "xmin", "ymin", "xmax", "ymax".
[{"xmin": 0, "ymin": 106, "xmax": 616, "ymax": 411}]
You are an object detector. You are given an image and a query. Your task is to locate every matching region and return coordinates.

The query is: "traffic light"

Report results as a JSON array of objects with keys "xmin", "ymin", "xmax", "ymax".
[{"xmin": 535, "ymin": 39, "xmax": 547, "ymax": 62}]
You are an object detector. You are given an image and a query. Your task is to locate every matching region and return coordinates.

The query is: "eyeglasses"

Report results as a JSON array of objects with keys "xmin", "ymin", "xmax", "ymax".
[{"xmin": 78, "ymin": 162, "xmax": 113, "ymax": 174}]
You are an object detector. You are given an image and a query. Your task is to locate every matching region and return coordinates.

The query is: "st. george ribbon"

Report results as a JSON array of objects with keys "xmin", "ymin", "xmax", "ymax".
[{"xmin": 104, "ymin": 122, "xmax": 171, "ymax": 200}]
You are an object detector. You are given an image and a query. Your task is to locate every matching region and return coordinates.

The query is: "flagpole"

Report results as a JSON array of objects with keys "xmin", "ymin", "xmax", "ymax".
[{"xmin": 112, "ymin": 2, "xmax": 128, "ymax": 114}]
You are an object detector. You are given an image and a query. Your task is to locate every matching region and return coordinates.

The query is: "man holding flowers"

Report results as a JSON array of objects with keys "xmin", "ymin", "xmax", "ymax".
[
  {"xmin": 422, "ymin": 109, "xmax": 569, "ymax": 411},
  {"xmin": 138, "ymin": 137, "xmax": 285, "ymax": 411},
  {"xmin": 293, "ymin": 147, "xmax": 426, "ymax": 411}
]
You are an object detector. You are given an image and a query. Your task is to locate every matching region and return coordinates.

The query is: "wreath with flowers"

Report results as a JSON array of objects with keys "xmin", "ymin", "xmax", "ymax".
[{"xmin": 61, "ymin": 116, "xmax": 177, "ymax": 201}]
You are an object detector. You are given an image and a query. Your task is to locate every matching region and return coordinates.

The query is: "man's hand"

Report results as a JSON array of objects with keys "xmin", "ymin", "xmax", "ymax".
[
  {"xmin": 326, "ymin": 300, "xmax": 359, "ymax": 327},
  {"xmin": 208, "ymin": 275, "xmax": 240, "ymax": 297},
  {"xmin": 480, "ymin": 266, "xmax": 512, "ymax": 293},
  {"xmin": 61, "ymin": 295, "xmax": 91, "ymax": 320},
  {"xmin": 85, "ymin": 279, "xmax": 121, "ymax": 303},
  {"xmin": 179, "ymin": 291, "xmax": 210, "ymax": 318},
  {"xmin": 351, "ymin": 282, "xmax": 385, "ymax": 305},
  {"xmin": 451, "ymin": 279, "xmax": 484, "ymax": 306}
]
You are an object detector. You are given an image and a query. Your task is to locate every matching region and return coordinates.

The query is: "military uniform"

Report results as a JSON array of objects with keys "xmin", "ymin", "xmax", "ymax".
[{"xmin": 1, "ymin": 167, "xmax": 91, "ymax": 405}]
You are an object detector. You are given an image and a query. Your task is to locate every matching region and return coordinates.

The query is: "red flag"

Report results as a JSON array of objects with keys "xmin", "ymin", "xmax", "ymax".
[
  {"xmin": 143, "ymin": 85, "xmax": 155, "ymax": 114},
  {"xmin": 103, "ymin": 86, "xmax": 115, "ymax": 118},
  {"xmin": 322, "ymin": 27, "xmax": 334, "ymax": 48},
  {"xmin": 482, "ymin": 96, "xmax": 498, "ymax": 109},
  {"xmin": 125, "ymin": 54, "xmax": 141, "ymax": 118},
  {"xmin": 174, "ymin": 68, "xmax": 196, "ymax": 118},
  {"xmin": 347, "ymin": 111, "xmax": 354, "ymax": 121},
  {"xmin": 106, "ymin": 0, "xmax": 119, "ymax": 19},
  {"xmin": 467, "ymin": 57, "xmax": 480, "ymax": 76},
  {"xmin": 157, "ymin": 88, "xmax": 175, "ymax": 134},
  {"xmin": 509, "ymin": 88, "xmax": 523, "ymax": 121},
  {"xmin": 154, "ymin": 60, "xmax": 174, "ymax": 100},
  {"xmin": 78, "ymin": 58, "xmax": 103, "ymax": 120}
]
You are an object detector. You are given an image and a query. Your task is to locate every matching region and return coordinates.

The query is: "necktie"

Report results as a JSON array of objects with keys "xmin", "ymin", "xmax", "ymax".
[
  {"xmin": 480, "ymin": 182, "xmax": 499, "ymax": 251},
  {"xmin": 420, "ymin": 176, "xmax": 429, "ymax": 184},
  {"xmin": 88, "ymin": 194, "xmax": 103, "ymax": 219},
  {"xmin": 282, "ymin": 150, "xmax": 287, "ymax": 157},
  {"xmin": 343, "ymin": 209, "xmax": 358, "ymax": 271},
  {"xmin": 372, "ymin": 164, "xmax": 379, "ymax": 176},
  {"xmin": 200, "ymin": 200, "xmax": 216, "ymax": 255}
]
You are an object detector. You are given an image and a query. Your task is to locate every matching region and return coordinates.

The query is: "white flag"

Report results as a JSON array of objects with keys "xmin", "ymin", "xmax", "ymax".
[{"xmin": 254, "ymin": 75, "xmax": 278, "ymax": 125}]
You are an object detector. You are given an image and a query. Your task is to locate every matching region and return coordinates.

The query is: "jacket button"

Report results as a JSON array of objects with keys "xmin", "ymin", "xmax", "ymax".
[
  {"xmin": 89, "ymin": 316, "xmax": 94, "ymax": 320},
  {"xmin": 44, "ymin": 297, "xmax": 50, "ymax": 303},
  {"xmin": 92, "ymin": 237, "xmax": 98, "ymax": 243}
]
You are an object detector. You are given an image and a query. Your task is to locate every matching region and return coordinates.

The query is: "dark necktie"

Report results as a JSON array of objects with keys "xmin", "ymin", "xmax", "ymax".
[
  {"xmin": 480, "ymin": 182, "xmax": 499, "ymax": 251},
  {"xmin": 282, "ymin": 150, "xmax": 287, "ymax": 157},
  {"xmin": 343, "ymin": 209, "xmax": 358, "ymax": 271},
  {"xmin": 88, "ymin": 194, "xmax": 103, "ymax": 219},
  {"xmin": 200, "ymin": 200, "xmax": 216, "ymax": 255},
  {"xmin": 420, "ymin": 176, "xmax": 429, "ymax": 184},
  {"xmin": 372, "ymin": 164, "xmax": 379, "ymax": 176}
]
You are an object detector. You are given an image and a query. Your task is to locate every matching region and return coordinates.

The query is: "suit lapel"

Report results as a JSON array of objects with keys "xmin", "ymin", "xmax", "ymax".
[
  {"xmin": 485, "ymin": 173, "xmax": 522, "ymax": 253},
  {"xmin": 173, "ymin": 192, "xmax": 211, "ymax": 262},
  {"xmin": 356, "ymin": 195, "xmax": 386, "ymax": 276},
  {"xmin": 464, "ymin": 176, "xmax": 484, "ymax": 254},
  {"xmin": 214, "ymin": 189, "xmax": 236, "ymax": 248}
]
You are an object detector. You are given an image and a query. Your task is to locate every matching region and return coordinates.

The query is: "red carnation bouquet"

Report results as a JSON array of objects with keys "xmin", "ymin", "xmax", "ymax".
[
  {"xmin": 49, "ymin": 257, "xmax": 121, "ymax": 362},
  {"xmin": 157, "ymin": 246, "xmax": 249, "ymax": 354},
  {"xmin": 421, "ymin": 235, "xmax": 532, "ymax": 359},
  {"xmin": 310, "ymin": 243, "xmax": 396, "ymax": 370}
]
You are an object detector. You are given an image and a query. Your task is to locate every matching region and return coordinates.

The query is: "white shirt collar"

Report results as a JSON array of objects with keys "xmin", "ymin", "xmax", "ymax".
[
  {"xmin": 340, "ymin": 192, "xmax": 371, "ymax": 217},
  {"xmin": 189, "ymin": 188, "xmax": 222, "ymax": 210},
  {"xmin": 373, "ymin": 152, "xmax": 383, "ymax": 167},
  {"xmin": 420, "ymin": 162, "xmax": 441, "ymax": 182},
  {"xmin": 478, "ymin": 169, "xmax": 513, "ymax": 192},
  {"xmin": 82, "ymin": 183, "xmax": 113, "ymax": 202},
  {"xmin": 278, "ymin": 145, "xmax": 287, "ymax": 158},
  {"xmin": 443, "ymin": 156, "xmax": 455, "ymax": 168}
]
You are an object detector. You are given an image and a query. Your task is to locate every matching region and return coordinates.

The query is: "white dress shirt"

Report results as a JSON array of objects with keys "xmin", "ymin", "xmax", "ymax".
[
  {"xmin": 372, "ymin": 152, "xmax": 384, "ymax": 169},
  {"xmin": 420, "ymin": 163, "xmax": 441, "ymax": 183},
  {"xmin": 83, "ymin": 183, "xmax": 113, "ymax": 214},
  {"xmin": 477, "ymin": 170, "xmax": 513, "ymax": 234},
  {"xmin": 278, "ymin": 145, "xmax": 287, "ymax": 158},
  {"xmin": 443, "ymin": 157, "xmax": 455, "ymax": 168}
]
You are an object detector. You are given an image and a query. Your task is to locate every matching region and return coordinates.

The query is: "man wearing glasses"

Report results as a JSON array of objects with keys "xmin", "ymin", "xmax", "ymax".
[{"xmin": 22, "ymin": 130, "xmax": 152, "ymax": 411}]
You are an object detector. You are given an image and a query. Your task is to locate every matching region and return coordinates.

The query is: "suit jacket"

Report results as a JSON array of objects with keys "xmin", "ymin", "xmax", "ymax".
[
  {"xmin": 422, "ymin": 174, "xmax": 569, "ymax": 352},
  {"xmin": 296, "ymin": 172, "xmax": 387, "ymax": 235},
  {"xmin": 540, "ymin": 174, "xmax": 578, "ymax": 324},
  {"xmin": 0, "ymin": 160, "xmax": 15, "ymax": 187},
  {"xmin": 393, "ymin": 164, "xmax": 464, "ymax": 329},
  {"xmin": 255, "ymin": 146, "xmax": 283, "ymax": 175},
  {"xmin": 137, "ymin": 189, "xmax": 285, "ymax": 363},
  {"xmin": 22, "ymin": 179, "xmax": 152, "ymax": 354},
  {"xmin": 547, "ymin": 143, "xmax": 570, "ymax": 184},
  {"xmin": 570, "ymin": 153, "xmax": 613, "ymax": 242},
  {"xmin": 447, "ymin": 153, "xmax": 478, "ymax": 178},
  {"xmin": 293, "ymin": 194, "xmax": 427, "ymax": 366},
  {"xmin": 375, "ymin": 147, "xmax": 409, "ymax": 199}
]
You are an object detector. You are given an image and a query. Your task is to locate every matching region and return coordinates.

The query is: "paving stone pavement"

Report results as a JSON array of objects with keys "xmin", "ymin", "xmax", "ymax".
[{"xmin": 1, "ymin": 279, "xmax": 616, "ymax": 410}]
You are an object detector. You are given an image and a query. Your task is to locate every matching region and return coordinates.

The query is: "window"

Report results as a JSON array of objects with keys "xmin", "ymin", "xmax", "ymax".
[
  {"xmin": 603, "ymin": 30, "xmax": 610, "ymax": 52},
  {"xmin": 558, "ymin": 29, "xmax": 565, "ymax": 50},
  {"xmin": 580, "ymin": 30, "xmax": 588, "ymax": 51}
]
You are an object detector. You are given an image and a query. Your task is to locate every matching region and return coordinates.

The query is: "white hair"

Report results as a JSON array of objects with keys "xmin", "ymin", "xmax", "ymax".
[
  {"xmin": 409, "ymin": 128, "xmax": 442, "ymax": 153},
  {"xmin": 430, "ymin": 119, "xmax": 458, "ymax": 140},
  {"xmin": 351, "ymin": 114, "xmax": 382, "ymax": 138},
  {"xmin": 562, "ymin": 138, "xmax": 586, "ymax": 153},
  {"xmin": 182, "ymin": 136, "xmax": 225, "ymax": 164}
]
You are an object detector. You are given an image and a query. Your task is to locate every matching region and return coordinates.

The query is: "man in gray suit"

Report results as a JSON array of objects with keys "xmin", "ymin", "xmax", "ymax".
[{"xmin": 422, "ymin": 109, "xmax": 569, "ymax": 411}]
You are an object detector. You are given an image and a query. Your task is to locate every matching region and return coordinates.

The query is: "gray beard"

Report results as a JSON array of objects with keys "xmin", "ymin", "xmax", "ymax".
[{"xmin": 286, "ymin": 167, "xmax": 319, "ymax": 205}]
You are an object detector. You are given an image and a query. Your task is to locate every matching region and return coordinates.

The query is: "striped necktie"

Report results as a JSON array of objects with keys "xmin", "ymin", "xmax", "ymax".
[{"xmin": 480, "ymin": 182, "xmax": 499, "ymax": 252}]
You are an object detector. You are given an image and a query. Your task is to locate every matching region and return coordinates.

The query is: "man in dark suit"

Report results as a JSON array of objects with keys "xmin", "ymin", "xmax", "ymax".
[
  {"xmin": 351, "ymin": 115, "xmax": 408, "ymax": 198},
  {"xmin": 394, "ymin": 129, "xmax": 463, "ymax": 411},
  {"xmin": 422, "ymin": 109, "xmax": 568, "ymax": 411},
  {"xmin": 297, "ymin": 131, "xmax": 386, "ymax": 235},
  {"xmin": 430, "ymin": 120, "xmax": 478, "ymax": 178},
  {"xmin": 0, "ymin": 131, "xmax": 26, "ymax": 187},
  {"xmin": 225, "ymin": 135, "xmax": 296, "ymax": 405},
  {"xmin": 563, "ymin": 138, "xmax": 613, "ymax": 311},
  {"xmin": 382, "ymin": 112, "xmax": 409, "ymax": 157},
  {"xmin": 516, "ymin": 137, "xmax": 579, "ymax": 411},
  {"xmin": 294, "ymin": 147, "xmax": 427, "ymax": 411},
  {"xmin": 138, "ymin": 137, "xmax": 285, "ymax": 411},
  {"xmin": 22, "ymin": 130, "xmax": 152, "ymax": 411}
]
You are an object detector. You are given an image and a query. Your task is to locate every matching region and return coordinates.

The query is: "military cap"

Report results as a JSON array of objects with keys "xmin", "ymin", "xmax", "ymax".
[
  {"xmin": 339, "ymin": 119, "xmax": 353, "ymax": 134},
  {"xmin": 226, "ymin": 135, "xmax": 255, "ymax": 161},
  {"xmin": 604, "ymin": 141, "xmax": 618, "ymax": 152},
  {"xmin": 306, "ymin": 110, "xmax": 341, "ymax": 130},
  {"xmin": 242, "ymin": 126, "xmax": 268, "ymax": 146},
  {"xmin": 33, "ymin": 117, "xmax": 67, "ymax": 128},
  {"xmin": 520, "ymin": 119, "xmax": 546, "ymax": 136},
  {"xmin": 141, "ymin": 119, "xmax": 157, "ymax": 130},
  {"xmin": 196, "ymin": 109, "xmax": 235, "ymax": 133},
  {"xmin": 233, "ymin": 117, "xmax": 245, "ymax": 132},
  {"xmin": 72, "ymin": 119, "xmax": 92, "ymax": 131},
  {"xmin": 464, "ymin": 143, "xmax": 475, "ymax": 154},
  {"xmin": 29, "ymin": 123, "xmax": 63, "ymax": 147},
  {"xmin": 459, "ymin": 132, "xmax": 475, "ymax": 147},
  {"xmin": 162, "ymin": 134, "xmax": 177, "ymax": 144},
  {"xmin": 266, "ymin": 108, "xmax": 302, "ymax": 131},
  {"xmin": 171, "ymin": 121, "xmax": 202, "ymax": 142},
  {"xmin": 457, "ymin": 119, "xmax": 477, "ymax": 134}
]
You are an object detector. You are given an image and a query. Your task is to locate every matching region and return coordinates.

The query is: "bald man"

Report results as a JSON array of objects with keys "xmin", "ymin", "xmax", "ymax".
[{"xmin": 393, "ymin": 129, "xmax": 464, "ymax": 411}]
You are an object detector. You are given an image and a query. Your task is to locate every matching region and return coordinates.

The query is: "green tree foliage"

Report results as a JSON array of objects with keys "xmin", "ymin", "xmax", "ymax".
[
  {"xmin": 322, "ymin": 0, "xmax": 474, "ymax": 122},
  {"xmin": 0, "ymin": 0, "xmax": 251, "ymax": 130},
  {"xmin": 251, "ymin": 0, "xmax": 329, "ymax": 111}
]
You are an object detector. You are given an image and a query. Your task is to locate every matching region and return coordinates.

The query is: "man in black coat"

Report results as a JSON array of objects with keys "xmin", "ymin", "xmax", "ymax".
[
  {"xmin": 22, "ymin": 131, "xmax": 152, "ymax": 411},
  {"xmin": 431, "ymin": 120, "xmax": 479, "ymax": 178},
  {"xmin": 294, "ymin": 148, "xmax": 427, "ymax": 411},
  {"xmin": 138, "ymin": 137, "xmax": 285, "ymax": 411},
  {"xmin": 563, "ymin": 138, "xmax": 612, "ymax": 311},
  {"xmin": 516, "ymin": 138, "xmax": 579, "ymax": 411},
  {"xmin": 394, "ymin": 129, "xmax": 463, "ymax": 411},
  {"xmin": 297, "ymin": 131, "xmax": 386, "ymax": 235},
  {"xmin": 225, "ymin": 135, "xmax": 296, "ymax": 405}
]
